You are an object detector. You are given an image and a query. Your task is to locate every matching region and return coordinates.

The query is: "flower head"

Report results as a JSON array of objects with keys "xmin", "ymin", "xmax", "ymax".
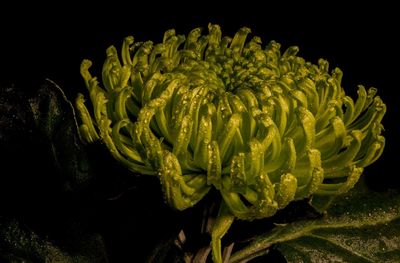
[{"xmin": 76, "ymin": 24, "xmax": 385, "ymax": 262}]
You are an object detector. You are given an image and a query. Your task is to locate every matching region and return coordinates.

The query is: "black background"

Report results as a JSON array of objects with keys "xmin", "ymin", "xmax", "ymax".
[
  {"xmin": 4, "ymin": 2, "xmax": 397, "ymax": 185},
  {"xmin": 1, "ymin": 2, "xmax": 399, "ymax": 262}
]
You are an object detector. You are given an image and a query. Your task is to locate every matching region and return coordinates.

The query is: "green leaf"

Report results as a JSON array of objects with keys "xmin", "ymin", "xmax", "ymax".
[
  {"xmin": 0, "ymin": 218, "xmax": 108, "ymax": 263},
  {"xmin": 29, "ymin": 79, "xmax": 95, "ymax": 191},
  {"xmin": 230, "ymin": 183, "xmax": 400, "ymax": 263}
]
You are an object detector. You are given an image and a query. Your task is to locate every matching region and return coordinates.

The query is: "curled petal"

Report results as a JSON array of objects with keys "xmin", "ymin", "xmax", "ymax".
[{"xmin": 276, "ymin": 173, "xmax": 297, "ymax": 209}]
